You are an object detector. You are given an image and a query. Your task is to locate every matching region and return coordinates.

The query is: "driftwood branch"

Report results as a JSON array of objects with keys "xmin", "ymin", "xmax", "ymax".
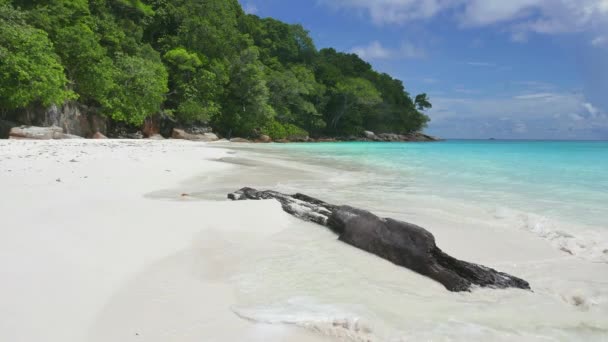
[{"xmin": 228, "ymin": 187, "xmax": 530, "ymax": 292}]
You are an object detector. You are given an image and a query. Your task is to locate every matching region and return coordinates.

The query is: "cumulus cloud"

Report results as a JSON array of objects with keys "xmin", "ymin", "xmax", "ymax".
[
  {"xmin": 350, "ymin": 41, "xmax": 393, "ymax": 59},
  {"xmin": 321, "ymin": 0, "xmax": 608, "ymax": 38},
  {"xmin": 591, "ymin": 35, "xmax": 607, "ymax": 46},
  {"xmin": 426, "ymin": 91, "xmax": 608, "ymax": 139},
  {"xmin": 350, "ymin": 40, "xmax": 426, "ymax": 60},
  {"xmin": 321, "ymin": 0, "xmax": 452, "ymax": 25},
  {"xmin": 243, "ymin": 2, "xmax": 258, "ymax": 14}
]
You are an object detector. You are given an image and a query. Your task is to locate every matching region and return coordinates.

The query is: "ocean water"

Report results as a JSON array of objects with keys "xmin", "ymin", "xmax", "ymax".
[
  {"xmin": 263, "ymin": 140, "xmax": 608, "ymax": 227},
  {"xmin": 237, "ymin": 140, "xmax": 608, "ymax": 261},
  {"xmin": 215, "ymin": 140, "xmax": 608, "ymax": 341}
]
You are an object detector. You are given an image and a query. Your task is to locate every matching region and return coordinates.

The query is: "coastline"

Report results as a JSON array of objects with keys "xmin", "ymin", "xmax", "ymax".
[{"xmin": 1, "ymin": 139, "xmax": 607, "ymax": 341}]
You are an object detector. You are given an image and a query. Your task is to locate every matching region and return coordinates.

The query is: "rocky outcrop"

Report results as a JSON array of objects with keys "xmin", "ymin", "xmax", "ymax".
[
  {"xmin": 171, "ymin": 128, "xmax": 219, "ymax": 141},
  {"xmin": 9, "ymin": 126, "xmax": 62, "ymax": 139},
  {"xmin": 361, "ymin": 131, "xmax": 440, "ymax": 142},
  {"xmin": 9, "ymin": 126, "xmax": 84, "ymax": 140},
  {"xmin": 363, "ymin": 131, "xmax": 379, "ymax": 140},
  {"xmin": 92, "ymin": 132, "xmax": 108, "ymax": 139},
  {"xmin": 376, "ymin": 132, "xmax": 438, "ymax": 142},
  {"xmin": 0, "ymin": 119, "xmax": 17, "ymax": 139},
  {"xmin": 256, "ymin": 134, "xmax": 272, "ymax": 143},
  {"xmin": 185, "ymin": 126, "xmax": 213, "ymax": 135},
  {"xmin": 229, "ymin": 137, "xmax": 251, "ymax": 143},
  {"xmin": 314, "ymin": 138, "xmax": 337, "ymax": 142},
  {"xmin": 142, "ymin": 114, "xmax": 180, "ymax": 138},
  {"xmin": 228, "ymin": 187, "xmax": 531, "ymax": 292},
  {"xmin": 147, "ymin": 134, "xmax": 165, "ymax": 140},
  {"xmin": 10, "ymin": 102, "xmax": 107, "ymax": 138}
]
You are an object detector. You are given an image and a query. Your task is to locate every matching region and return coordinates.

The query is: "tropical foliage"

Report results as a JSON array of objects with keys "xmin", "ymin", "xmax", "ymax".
[{"xmin": 0, "ymin": 0, "xmax": 431, "ymax": 137}]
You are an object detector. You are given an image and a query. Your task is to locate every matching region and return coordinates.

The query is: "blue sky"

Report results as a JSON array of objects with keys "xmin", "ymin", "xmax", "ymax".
[{"xmin": 240, "ymin": 0, "xmax": 608, "ymax": 139}]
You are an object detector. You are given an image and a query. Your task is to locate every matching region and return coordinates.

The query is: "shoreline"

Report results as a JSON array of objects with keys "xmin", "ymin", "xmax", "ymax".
[{"xmin": 3, "ymin": 124, "xmax": 441, "ymax": 143}]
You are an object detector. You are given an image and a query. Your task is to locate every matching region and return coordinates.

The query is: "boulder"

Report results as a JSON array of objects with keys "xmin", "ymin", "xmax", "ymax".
[
  {"xmin": 288, "ymin": 136, "xmax": 310, "ymax": 142},
  {"xmin": 363, "ymin": 130, "xmax": 376, "ymax": 139},
  {"xmin": 142, "ymin": 115, "xmax": 161, "ymax": 137},
  {"xmin": 8, "ymin": 126, "xmax": 85, "ymax": 140},
  {"xmin": 186, "ymin": 126, "xmax": 213, "ymax": 135},
  {"xmin": 315, "ymin": 138, "xmax": 337, "ymax": 142},
  {"xmin": 126, "ymin": 131, "xmax": 144, "ymax": 139},
  {"xmin": 172, "ymin": 128, "xmax": 219, "ymax": 141},
  {"xmin": 203, "ymin": 132, "xmax": 219, "ymax": 141},
  {"xmin": 228, "ymin": 187, "xmax": 531, "ymax": 293},
  {"xmin": 9, "ymin": 126, "xmax": 63, "ymax": 140},
  {"xmin": 257, "ymin": 134, "xmax": 272, "ymax": 143},
  {"xmin": 377, "ymin": 133, "xmax": 401, "ymax": 142},
  {"xmin": 92, "ymin": 132, "xmax": 108, "ymax": 139},
  {"xmin": 147, "ymin": 134, "xmax": 165, "ymax": 140},
  {"xmin": 172, "ymin": 128, "xmax": 190, "ymax": 140},
  {"xmin": 229, "ymin": 137, "xmax": 251, "ymax": 143},
  {"xmin": 0, "ymin": 119, "xmax": 17, "ymax": 139}
]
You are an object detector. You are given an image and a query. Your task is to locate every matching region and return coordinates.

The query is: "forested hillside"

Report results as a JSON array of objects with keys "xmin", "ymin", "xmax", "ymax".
[{"xmin": 0, "ymin": 0, "xmax": 432, "ymax": 139}]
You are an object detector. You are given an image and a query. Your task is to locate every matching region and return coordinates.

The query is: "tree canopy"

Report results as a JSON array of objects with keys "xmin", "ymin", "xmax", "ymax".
[{"xmin": 0, "ymin": 0, "xmax": 431, "ymax": 137}]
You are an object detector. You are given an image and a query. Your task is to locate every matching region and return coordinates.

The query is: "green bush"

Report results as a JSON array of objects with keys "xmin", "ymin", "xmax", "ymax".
[
  {"xmin": 284, "ymin": 123, "xmax": 308, "ymax": 140},
  {"xmin": 261, "ymin": 120, "xmax": 308, "ymax": 140}
]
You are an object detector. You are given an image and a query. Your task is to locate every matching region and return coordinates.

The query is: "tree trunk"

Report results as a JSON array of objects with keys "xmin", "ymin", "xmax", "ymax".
[{"xmin": 228, "ymin": 187, "xmax": 531, "ymax": 292}]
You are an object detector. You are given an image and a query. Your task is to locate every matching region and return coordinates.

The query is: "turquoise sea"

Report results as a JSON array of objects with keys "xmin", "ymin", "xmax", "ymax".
[
  {"xmin": 227, "ymin": 140, "xmax": 608, "ymax": 341},
  {"xmin": 271, "ymin": 140, "xmax": 608, "ymax": 227}
]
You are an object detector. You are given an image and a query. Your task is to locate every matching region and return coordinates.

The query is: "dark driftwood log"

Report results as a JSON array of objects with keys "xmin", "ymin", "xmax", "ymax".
[{"xmin": 228, "ymin": 187, "xmax": 530, "ymax": 292}]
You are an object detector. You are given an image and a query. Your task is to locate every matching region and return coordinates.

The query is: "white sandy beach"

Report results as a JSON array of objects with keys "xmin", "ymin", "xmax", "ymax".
[
  {"xmin": 1, "ymin": 140, "xmax": 607, "ymax": 342},
  {"xmin": 0, "ymin": 140, "xmax": 330, "ymax": 342}
]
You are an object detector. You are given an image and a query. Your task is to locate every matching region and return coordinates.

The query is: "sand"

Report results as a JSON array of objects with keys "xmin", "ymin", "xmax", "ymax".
[{"xmin": 0, "ymin": 140, "xmax": 329, "ymax": 342}]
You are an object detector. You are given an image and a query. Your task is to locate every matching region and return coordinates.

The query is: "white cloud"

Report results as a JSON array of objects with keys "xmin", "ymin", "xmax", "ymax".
[
  {"xmin": 467, "ymin": 61, "xmax": 496, "ymax": 67},
  {"xmin": 426, "ymin": 91, "xmax": 608, "ymax": 139},
  {"xmin": 321, "ymin": 0, "xmax": 453, "ymax": 25},
  {"xmin": 583, "ymin": 102, "xmax": 600, "ymax": 116},
  {"xmin": 243, "ymin": 2, "xmax": 258, "ymax": 14},
  {"xmin": 453, "ymin": 85, "xmax": 480, "ymax": 94},
  {"xmin": 514, "ymin": 92, "xmax": 556, "ymax": 100},
  {"xmin": 350, "ymin": 41, "xmax": 393, "ymax": 59},
  {"xmin": 510, "ymin": 31, "xmax": 528, "ymax": 42},
  {"xmin": 350, "ymin": 40, "xmax": 426, "ymax": 60},
  {"xmin": 459, "ymin": 0, "xmax": 539, "ymax": 27},
  {"xmin": 321, "ymin": 0, "xmax": 608, "ymax": 38},
  {"xmin": 400, "ymin": 41, "xmax": 427, "ymax": 58},
  {"xmin": 591, "ymin": 35, "xmax": 607, "ymax": 46}
]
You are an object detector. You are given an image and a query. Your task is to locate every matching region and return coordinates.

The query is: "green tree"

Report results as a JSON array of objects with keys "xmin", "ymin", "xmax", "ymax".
[
  {"xmin": 106, "ymin": 53, "xmax": 168, "ymax": 125},
  {"xmin": 414, "ymin": 93, "xmax": 432, "ymax": 110},
  {"xmin": 267, "ymin": 65, "xmax": 319, "ymax": 125},
  {"xmin": 163, "ymin": 47, "xmax": 222, "ymax": 124},
  {"xmin": 1, "ymin": 0, "xmax": 431, "ymax": 137},
  {"xmin": 328, "ymin": 77, "xmax": 381, "ymax": 134},
  {"xmin": 0, "ymin": 4, "xmax": 73, "ymax": 110},
  {"xmin": 53, "ymin": 22, "xmax": 115, "ymax": 108},
  {"xmin": 217, "ymin": 46, "xmax": 274, "ymax": 137}
]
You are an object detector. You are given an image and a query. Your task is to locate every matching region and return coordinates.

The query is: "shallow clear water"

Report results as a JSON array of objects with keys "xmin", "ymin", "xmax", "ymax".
[
  {"xmin": 220, "ymin": 140, "xmax": 608, "ymax": 341},
  {"xmin": 264, "ymin": 140, "xmax": 608, "ymax": 228}
]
